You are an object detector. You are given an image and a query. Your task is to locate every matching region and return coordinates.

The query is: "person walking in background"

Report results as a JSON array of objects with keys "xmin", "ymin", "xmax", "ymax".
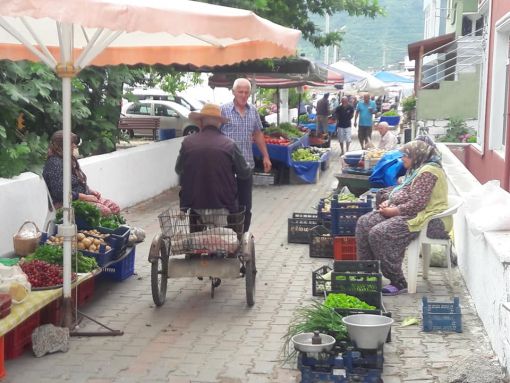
[
  {"xmin": 221, "ymin": 78, "xmax": 271, "ymax": 232},
  {"xmin": 315, "ymin": 93, "xmax": 330, "ymax": 136},
  {"xmin": 354, "ymin": 93, "xmax": 377, "ymax": 150},
  {"xmin": 376, "ymin": 121, "xmax": 398, "ymax": 150},
  {"xmin": 334, "ymin": 96, "xmax": 355, "ymax": 155}
]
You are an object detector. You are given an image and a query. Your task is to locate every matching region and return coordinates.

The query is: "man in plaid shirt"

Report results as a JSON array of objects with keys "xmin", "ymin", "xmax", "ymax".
[{"xmin": 221, "ymin": 78, "xmax": 271, "ymax": 231}]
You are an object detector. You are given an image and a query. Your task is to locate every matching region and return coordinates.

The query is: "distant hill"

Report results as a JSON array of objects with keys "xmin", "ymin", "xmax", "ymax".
[{"xmin": 299, "ymin": 0, "xmax": 424, "ymax": 71}]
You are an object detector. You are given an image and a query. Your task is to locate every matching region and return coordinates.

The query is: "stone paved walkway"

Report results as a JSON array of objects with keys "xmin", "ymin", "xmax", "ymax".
[{"xmin": 4, "ymin": 137, "xmax": 504, "ymax": 383}]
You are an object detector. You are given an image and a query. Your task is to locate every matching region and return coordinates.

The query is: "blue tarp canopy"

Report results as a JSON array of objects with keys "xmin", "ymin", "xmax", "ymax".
[{"xmin": 373, "ymin": 71, "xmax": 414, "ymax": 84}]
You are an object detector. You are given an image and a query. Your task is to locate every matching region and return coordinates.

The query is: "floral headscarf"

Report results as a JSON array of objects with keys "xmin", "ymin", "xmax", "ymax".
[
  {"xmin": 389, "ymin": 140, "xmax": 441, "ymax": 201},
  {"xmin": 400, "ymin": 140, "xmax": 441, "ymax": 172}
]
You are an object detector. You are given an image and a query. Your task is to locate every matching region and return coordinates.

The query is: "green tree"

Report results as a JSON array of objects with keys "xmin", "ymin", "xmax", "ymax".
[{"xmin": 202, "ymin": 0, "xmax": 384, "ymax": 47}]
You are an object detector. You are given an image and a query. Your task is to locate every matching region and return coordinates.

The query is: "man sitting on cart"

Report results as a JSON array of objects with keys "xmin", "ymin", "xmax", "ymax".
[{"xmin": 175, "ymin": 103, "xmax": 251, "ymax": 231}]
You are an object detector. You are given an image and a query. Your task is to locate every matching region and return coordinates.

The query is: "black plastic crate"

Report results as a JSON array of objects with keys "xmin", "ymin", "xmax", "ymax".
[
  {"xmin": 309, "ymin": 226, "xmax": 333, "ymax": 258},
  {"xmin": 333, "ymin": 260, "xmax": 380, "ymax": 273},
  {"xmin": 331, "ymin": 272, "xmax": 382, "ymax": 309},
  {"xmin": 288, "ymin": 216, "xmax": 319, "ymax": 244},
  {"xmin": 312, "ymin": 265, "xmax": 332, "ymax": 297},
  {"xmin": 293, "ymin": 212, "xmax": 319, "ymax": 219}
]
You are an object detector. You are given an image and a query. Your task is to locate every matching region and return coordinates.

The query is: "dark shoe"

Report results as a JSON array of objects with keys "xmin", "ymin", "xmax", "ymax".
[{"xmin": 212, "ymin": 278, "xmax": 221, "ymax": 288}]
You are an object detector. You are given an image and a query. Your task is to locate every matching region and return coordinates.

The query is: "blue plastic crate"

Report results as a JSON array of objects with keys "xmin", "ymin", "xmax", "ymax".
[
  {"xmin": 101, "ymin": 246, "xmax": 135, "ymax": 281},
  {"xmin": 97, "ymin": 226, "xmax": 130, "ymax": 260},
  {"xmin": 422, "ymin": 296, "xmax": 462, "ymax": 332},
  {"xmin": 81, "ymin": 245, "xmax": 114, "ymax": 267},
  {"xmin": 330, "ymin": 198, "xmax": 373, "ymax": 236}
]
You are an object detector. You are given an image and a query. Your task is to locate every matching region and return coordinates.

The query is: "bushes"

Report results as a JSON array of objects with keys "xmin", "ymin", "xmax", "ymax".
[{"xmin": 438, "ymin": 118, "xmax": 477, "ymax": 143}]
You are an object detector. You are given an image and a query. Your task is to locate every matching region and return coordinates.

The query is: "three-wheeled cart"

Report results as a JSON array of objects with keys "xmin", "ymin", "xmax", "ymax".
[{"xmin": 148, "ymin": 208, "xmax": 256, "ymax": 306}]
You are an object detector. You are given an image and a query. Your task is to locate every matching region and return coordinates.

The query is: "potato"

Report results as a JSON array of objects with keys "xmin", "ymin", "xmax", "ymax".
[
  {"xmin": 89, "ymin": 244, "xmax": 97, "ymax": 252},
  {"xmin": 81, "ymin": 238, "xmax": 92, "ymax": 248},
  {"xmin": 93, "ymin": 238, "xmax": 101, "ymax": 246},
  {"xmin": 77, "ymin": 242, "xmax": 85, "ymax": 250},
  {"xmin": 77, "ymin": 233, "xmax": 85, "ymax": 241}
]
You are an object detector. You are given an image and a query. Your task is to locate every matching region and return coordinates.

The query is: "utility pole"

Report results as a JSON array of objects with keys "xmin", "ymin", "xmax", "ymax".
[
  {"xmin": 324, "ymin": 14, "xmax": 330, "ymax": 64},
  {"xmin": 382, "ymin": 43, "xmax": 386, "ymax": 69}
]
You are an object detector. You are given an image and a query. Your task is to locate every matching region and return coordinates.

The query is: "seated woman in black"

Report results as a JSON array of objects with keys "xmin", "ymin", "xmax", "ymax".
[{"xmin": 43, "ymin": 130, "xmax": 120, "ymax": 216}]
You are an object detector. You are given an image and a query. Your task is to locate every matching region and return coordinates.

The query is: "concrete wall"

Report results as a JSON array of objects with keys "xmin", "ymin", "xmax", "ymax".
[
  {"xmin": 0, "ymin": 138, "xmax": 183, "ymax": 257},
  {"xmin": 416, "ymin": 70, "xmax": 480, "ymax": 120},
  {"xmin": 441, "ymin": 143, "xmax": 510, "ymax": 374}
]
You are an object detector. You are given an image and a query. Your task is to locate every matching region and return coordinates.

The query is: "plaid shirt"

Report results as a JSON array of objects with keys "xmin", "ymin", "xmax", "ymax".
[{"xmin": 221, "ymin": 101, "xmax": 262, "ymax": 168}]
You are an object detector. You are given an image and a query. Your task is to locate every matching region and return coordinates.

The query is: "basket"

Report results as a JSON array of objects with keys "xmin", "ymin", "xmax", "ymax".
[
  {"xmin": 158, "ymin": 208, "xmax": 243, "ymax": 255},
  {"xmin": 12, "ymin": 221, "xmax": 42, "ymax": 257},
  {"xmin": 422, "ymin": 296, "xmax": 462, "ymax": 332}
]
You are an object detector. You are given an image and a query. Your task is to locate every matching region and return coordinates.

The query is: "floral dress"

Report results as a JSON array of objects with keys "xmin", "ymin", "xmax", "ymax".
[{"xmin": 355, "ymin": 171, "xmax": 449, "ymax": 288}]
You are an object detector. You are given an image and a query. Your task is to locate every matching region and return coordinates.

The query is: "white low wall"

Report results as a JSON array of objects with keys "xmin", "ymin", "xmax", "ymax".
[
  {"xmin": 440, "ymin": 144, "xmax": 510, "ymax": 374},
  {"xmin": 0, "ymin": 138, "xmax": 183, "ymax": 257}
]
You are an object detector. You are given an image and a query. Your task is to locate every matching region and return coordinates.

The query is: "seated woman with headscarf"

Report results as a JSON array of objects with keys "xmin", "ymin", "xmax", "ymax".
[
  {"xmin": 355, "ymin": 140, "xmax": 451, "ymax": 295},
  {"xmin": 43, "ymin": 130, "xmax": 120, "ymax": 216}
]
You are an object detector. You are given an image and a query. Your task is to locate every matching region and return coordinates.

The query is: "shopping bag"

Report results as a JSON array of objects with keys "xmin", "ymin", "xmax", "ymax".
[{"xmin": 369, "ymin": 150, "xmax": 406, "ymax": 187}]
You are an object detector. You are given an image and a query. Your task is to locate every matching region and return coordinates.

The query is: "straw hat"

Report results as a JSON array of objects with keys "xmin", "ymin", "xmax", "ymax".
[{"xmin": 189, "ymin": 103, "xmax": 228, "ymax": 125}]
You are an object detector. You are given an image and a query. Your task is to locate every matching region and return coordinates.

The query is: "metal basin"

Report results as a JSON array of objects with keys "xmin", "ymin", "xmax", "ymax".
[
  {"xmin": 342, "ymin": 314, "xmax": 393, "ymax": 349},
  {"xmin": 291, "ymin": 332, "xmax": 336, "ymax": 353}
]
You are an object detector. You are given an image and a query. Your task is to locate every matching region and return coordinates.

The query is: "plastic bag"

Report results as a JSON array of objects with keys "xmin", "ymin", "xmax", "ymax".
[
  {"xmin": 465, "ymin": 180, "xmax": 510, "ymax": 235},
  {"xmin": 369, "ymin": 150, "xmax": 406, "ymax": 188},
  {"xmin": 0, "ymin": 265, "xmax": 31, "ymax": 304}
]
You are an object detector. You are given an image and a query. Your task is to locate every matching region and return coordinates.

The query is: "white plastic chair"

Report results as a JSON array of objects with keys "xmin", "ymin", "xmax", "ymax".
[{"xmin": 406, "ymin": 194, "xmax": 463, "ymax": 294}]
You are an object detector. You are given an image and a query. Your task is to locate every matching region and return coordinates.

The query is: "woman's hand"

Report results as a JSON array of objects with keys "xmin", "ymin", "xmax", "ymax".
[
  {"xmin": 80, "ymin": 193, "xmax": 99, "ymax": 203},
  {"xmin": 378, "ymin": 200, "xmax": 390, "ymax": 209},
  {"xmin": 378, "ymin": 206, "xmax": 400, "ymax": 218},
  {"xmin": 90, "ymin": 190, "xmax": 101, "ymax": 199}
]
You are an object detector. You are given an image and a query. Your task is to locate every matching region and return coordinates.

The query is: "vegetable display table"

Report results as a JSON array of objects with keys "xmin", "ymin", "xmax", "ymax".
[
  {"xmin": 0, "ymin": 272, "xmax": 96, "ymax": 337},
  {"xmin": 252, "ymin": 133, "xmax": 309, "ymax": 167}
]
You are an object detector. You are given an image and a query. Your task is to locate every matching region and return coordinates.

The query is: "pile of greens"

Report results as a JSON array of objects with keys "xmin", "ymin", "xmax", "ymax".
[
  {"xmin": 282, "ymin": 301, "xmax": 347, "ymax": 360},
  {"xmin": 99, "ymin": 214, "xmax": 126, "ymax": 229},
  {"xmin": 291, "ymin": 148, "xmax": 320, "ymax": 162},
  {"xmin": 382, "ymin": 109, "xmax": 399, "ymax": 117},
  {"xmin": 265, "ymin": 122, "xmax": 303, "ymax": 139},
  {"xmin": 56, "ymin": 200, "xmax": 101, "ymax": 228},
  {"xmin": 26, "ymin": 244, "xmax": 98, "ymax": 273},
  {"xmin": 324, "ymin": 293, "xmax": 375, "ymax": 310}
]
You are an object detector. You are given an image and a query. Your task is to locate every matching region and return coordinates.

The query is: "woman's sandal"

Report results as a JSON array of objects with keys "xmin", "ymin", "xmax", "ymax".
[{"xmin": 382, "ymin": 284, "xmax": 408, "ymax": 296}]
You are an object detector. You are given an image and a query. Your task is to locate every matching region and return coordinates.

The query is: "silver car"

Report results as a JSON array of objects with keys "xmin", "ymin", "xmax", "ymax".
[{"xmin": 120, "ymin": 100, "xmax": 200, "ymax": 138}]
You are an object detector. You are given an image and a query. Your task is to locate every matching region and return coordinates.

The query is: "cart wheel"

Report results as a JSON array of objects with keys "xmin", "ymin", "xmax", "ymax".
[
  {"xmin": 245, "ymin": 243, "xmax": 256, "ymax": 307},
  {"xmin": 151, "ymin": 238, "xmax": 169, "ymax": 306}
]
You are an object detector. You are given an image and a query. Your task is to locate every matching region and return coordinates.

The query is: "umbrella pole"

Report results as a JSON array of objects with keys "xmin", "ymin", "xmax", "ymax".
[
  {"xmin": 277, "ymin": 89, "xmax": 280, "ymax": 126},
  {"xmin": 57, "ymin": 72, "xmax": 75, "ymax": 330},
  {"xmin": 57, "ymin": 65, "xmax": 123, "ymax": 337}
]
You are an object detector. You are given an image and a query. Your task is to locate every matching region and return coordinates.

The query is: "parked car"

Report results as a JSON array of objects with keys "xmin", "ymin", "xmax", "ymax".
[
  {"xmin": 123, "ymin": 88, "xmax": 204, "ymax": 111},
  {"xmin": 120, "ymin": 100, "xmax": 200, "ymax": 138}
]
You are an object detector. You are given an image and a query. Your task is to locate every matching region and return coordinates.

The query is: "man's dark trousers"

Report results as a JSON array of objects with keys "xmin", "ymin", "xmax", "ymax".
[{"xmin": 237, "ymin": 171, "xmax": 253, "ymax": 232}]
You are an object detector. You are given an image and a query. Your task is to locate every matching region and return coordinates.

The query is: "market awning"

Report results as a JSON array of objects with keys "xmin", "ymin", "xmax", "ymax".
[
  {"xmin": 207, "ymin": 60, "xmax": 343, "ymax": 89},
  {"xmin": 407, "ymin": 33, "xmax": 456, "ymax": 61}
]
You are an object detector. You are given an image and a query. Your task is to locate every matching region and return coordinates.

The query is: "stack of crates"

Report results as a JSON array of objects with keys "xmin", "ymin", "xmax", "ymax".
[
  {"xmin": 311, "ymin": 194, "xmax": 373, "ymax": 260},
  {"xmin": 330, "ymin": 260, "xmax": 392, "ymax": 342}
]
